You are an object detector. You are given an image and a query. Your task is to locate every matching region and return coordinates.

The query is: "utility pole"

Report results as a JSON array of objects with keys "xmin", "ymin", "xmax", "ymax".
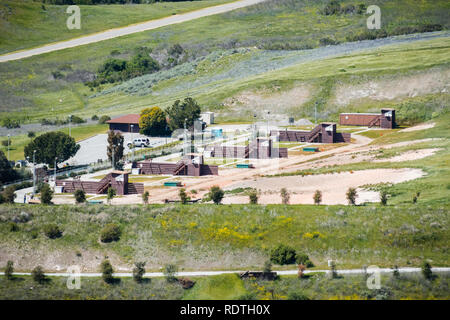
[
  {"xmin": 130, "ymin": 124, "xmax": 134, "ymax": 161},
  {"xmin": 112, "ymin": 144, "xmax": 116, "ymax": 170},
  {"xmin": 7, "ymin": 134, "xmax": 10, "ymax": 160},
  {"xmin": 54, "ymin": 157, "xmax": 58, "ymax": 182},
  {"xmin": 32, "ymin": 150, "xmax": 36, "ymax": 195}
]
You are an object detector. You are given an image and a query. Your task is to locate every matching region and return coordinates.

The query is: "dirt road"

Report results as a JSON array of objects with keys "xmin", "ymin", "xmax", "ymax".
[{"xmin": 0, "ymin": 0, "xmax": 266, "ymax": 63}]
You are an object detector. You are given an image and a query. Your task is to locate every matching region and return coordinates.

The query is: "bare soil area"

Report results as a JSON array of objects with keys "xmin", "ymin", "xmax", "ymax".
[{"xmin": 400, "ymin": 122, "xmax": 436, "ymax": 132}]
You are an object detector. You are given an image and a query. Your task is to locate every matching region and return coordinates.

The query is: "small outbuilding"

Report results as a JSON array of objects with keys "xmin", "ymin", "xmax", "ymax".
[{"xmin": 106, "ymin": 114, "xmax": 140, "ymax": 133}]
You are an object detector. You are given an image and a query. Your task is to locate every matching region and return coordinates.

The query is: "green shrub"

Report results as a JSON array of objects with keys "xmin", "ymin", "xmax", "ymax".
[
  {"xmin": 132, "ymin": 262, "xmax": 146, "ymax": 283},
  {"xmin": 91, "ymin": 115, "xmax": 99, "ymax": 121},
  {"xmin": 43, "ymin": 224, "xmax": 62, "ymax": 239},
  {"xmin": 3, "ymin": 186, "xmax": 16, "ymax": 204},
  {"xmin": 4, "ymin": 260, "xmax": 14, "ymax": 280},
  {"xmin": 179, "ymin": 188, "xmax": 190, "ymax": 204},
  {"xmin": 100, "ymin": 260, "xmax": 114, "ymax": 284},
  {"xmin": 313, "ymin": 190, "xmax": 322, "ymax": 205},
  {"xmin": 74, "ymin": 189, "xmax": 86, "ymax": 204},
  {"xmin": 280, "ymin": 188, "xmax": 290, "ymax": 204},
  {"xmin": 296, "ymin": 253, "xmax": 314, "ymax": 268},
  {"xmin": 209, "ymin": 186, "xmax": 224, "ymax": 204},
  {"xmin": 422, "ymin": 261, "xmax": 433, "ymax": 280},
  {"xmin": 346, "ymin": 187, "xmax": 357, "ymax": 205},
  {"xmin": 248, "ymin": 189, "xmax": 258, "ymax": 204},
  {"xmin": 107, "ymin": 187, "xmax": 116, "ymax": 204},
  {"xmin": 8, "ymin": 222, "xmax": 19, "ymax": 232},
  {"xmin": 40, "ymin": 183, "xmax": 53, "ymax": 205},
  {"xmin": 142, "ymin": 191, "xmax": 149, "ymax": 204},
  {"xmin": 100, "ymin": 223, "xmax": 121, "ymax": 243},
  {"xmin": 380, "ymin": 191, "xmax": 388, "ymax": 206},
  {"xmin": 287, "ymin": 292, "xmax": 310, "ymax": 300},
  {"xmin": 263, "ymin": 260, "xmax": 272, "ymax": 273},
  {"xmin": 31, "ymin": 266, "xmax": 46, "ymax": 284},
  {"xmin": 98, "ymin": 115, "xmax": 111, "ymax": 124},
  {"xmin": 164, "ymin": 264, "xmax": 178, "ymax": 283},
  {"xmin": 270, "ymin": 244, "xmax": 297, "ymax": 265}
]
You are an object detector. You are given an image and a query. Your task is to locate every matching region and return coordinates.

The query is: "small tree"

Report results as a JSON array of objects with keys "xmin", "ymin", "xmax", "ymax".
[
  {"xmin": 133, "ymin": 262, "xmax": 146, "ymax": 283},
  {"xmin": 164, "ymin": 264, "xmax": 178, "ymax": 283},
  {"xmin": 346, "ymin": 187, "xmax": 357, "ymax": 205},
  {"xmin": 313, "ymin": 190, "xmax": 322, "ymax": 205},
  {"xmin": 263, "ymin": 260, "xmax": 272, "ymax": 273},
  {"xmin": 3, "ymin": 186, "xmax": 16, "ymax": 204},
  {"xmin": 380, "ymin": 190, "xmax": 388, "ymax": 206},
  {"xmin": 413, "ymin": 191, "xmax": 421, "ymax": 204},
  {"xmin": 100, "ymin": 223, "xmax": 121, "ymax": 243},
  {"xmin": 5, "ymin": 260, "xmax": 14, "ymax": 280},
  {"xmin": 32, "ymin": 266, "xmax": 46, "ymax": 284},
  {"xmin": 280, "ymin": 188, "xmax": 290, "ymax": 204},
  {"xmin": 40, "ymin": 183, "xmax": 53, "ymax": 205},
  {"xmin": 74, "ymin": 189, "xmax": 86, "ymax": 204},
  {"xmin": 296, "ymin": 253, "xmax": 314, "ymax": 268},
  {"xmin": 422, "ymin": 261, "xmax": 433, "ymax": 281},
  {"xmin": 100, "ymin": 259, "xmax": 114, "ymax": 284},
  {"xmin": 179, "ymin": 188, "xmax": 190, "ymax": 204},
  {"xmin": 142, "ymin": 191, "xmax": 149, "ymax": 204},
  {"xmin": 297, "ymin": 264, "xmax": 306, "ymax": 278},
  {"xmin": 329, "ymin": 260, "xmax": 338, "ymax": 279},
  {"xmin": 27, "ymin": 131, "xmax": 35, "ymax": 139},
  {"xmin": 107, "ymin": 130, "xmax": 124, "ymax": 169},
  {"xmin": 393, "ymin": 265, "xmax": 400, "ymax": 279},
  {"xmin": 107, "ymin": 187, "xmax": 116, "ymax": 204},
  {"xmin": 270, "ymin": 244, "xmax": 297, "ymax": 265},
  {"xmin": 248, "ymin": 189, "xmax": 258, "ymax": 204},
  {"xmin": 209, "ymin": 186, "xmax": 224, "ymax": 204}
]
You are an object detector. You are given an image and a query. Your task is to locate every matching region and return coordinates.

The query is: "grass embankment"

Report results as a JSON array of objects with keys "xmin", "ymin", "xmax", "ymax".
[
  {"xmin": 0, "ymin": 0, "xmax": 449, "ymax": 123},
  {"xmin": 0, "ymin": 273, "xmax": 448, "ymax": 300},
  {"xmin": 0, "ymin": 124, "xmax": 107, "ymax": 161},
  {"xmin": 0, "ymin": 0, "xmax": 234, "ymax": 54}
]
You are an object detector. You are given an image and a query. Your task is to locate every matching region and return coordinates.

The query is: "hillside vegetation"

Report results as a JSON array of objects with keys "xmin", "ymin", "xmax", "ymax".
[{"xmin": 0, "ymin": 0, "xmax": 449, "ymax": 126}]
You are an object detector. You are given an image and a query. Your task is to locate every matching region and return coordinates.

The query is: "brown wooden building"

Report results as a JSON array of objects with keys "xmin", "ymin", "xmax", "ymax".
[
  {"xmin": 271, "ymin": 123, "xmax": 351, "ymax": 144},
  {"xmin": 339, "ymin": 109, "xmax": 396, "ymax": 129},
  {"xmin": 206, "ymin": 138, "xmax": 288, "ymax": 159},
  {"xmin": 106, "ymin": 114, "xmax": 140, "ymax": 133},
  {"xmin": 135, "ymin": 154, "xmax": 219, "ymax": 176}
]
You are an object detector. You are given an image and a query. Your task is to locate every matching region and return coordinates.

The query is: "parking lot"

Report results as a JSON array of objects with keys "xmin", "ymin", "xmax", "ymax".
[{"xmin": 67, "ymin": 133, "xmax": 171, "ymax": 166}]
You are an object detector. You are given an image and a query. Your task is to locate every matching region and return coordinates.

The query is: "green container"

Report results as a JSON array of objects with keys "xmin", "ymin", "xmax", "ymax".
[
  {"xmin": 87, "ymin": 200, "xmax": 103, "ymax": 205},
  {"xmin": 236, "ymin": 163, "xmax": 252, "ymax": 168},
  {"xmin": 303, "ymin": 147, "xmax": 319, "ymax": 152},
  {"xmin": 164, "ymin": 181, "xmax": 181, "ymax": 187}
]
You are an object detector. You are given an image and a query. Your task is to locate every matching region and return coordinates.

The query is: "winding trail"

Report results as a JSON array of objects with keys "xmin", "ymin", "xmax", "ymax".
[
  {"xmin": 1, "ymin": 267, "xmax": 449, "ymax": 278},
  {"xmin": 0, "ymin": 0, "xmax": 265, "ymax": 63}
]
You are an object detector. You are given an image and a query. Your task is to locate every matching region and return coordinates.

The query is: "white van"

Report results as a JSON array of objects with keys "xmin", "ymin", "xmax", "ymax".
[{"xmin": 127, "ymin": 138, "xmax": 151, "ymax": 148}]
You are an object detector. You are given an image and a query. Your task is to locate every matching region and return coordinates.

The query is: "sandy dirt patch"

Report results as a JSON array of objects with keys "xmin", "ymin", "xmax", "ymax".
[
  {"xmin": 374, "ymin": 148, "xmax": 441, "ymax": 163},
  {"xmin": 224, "ymin": 168, "xmax": 425, "ymax": 205},
  {"xmin": 400, "ymin": 122, "xmax": 436, "ymax": 132}
]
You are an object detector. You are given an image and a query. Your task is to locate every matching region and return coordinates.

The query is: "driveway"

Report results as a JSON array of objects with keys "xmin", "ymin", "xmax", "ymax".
[{"xmin": 0, "ymin": 0, "xmax": 266, "ymax": 62}]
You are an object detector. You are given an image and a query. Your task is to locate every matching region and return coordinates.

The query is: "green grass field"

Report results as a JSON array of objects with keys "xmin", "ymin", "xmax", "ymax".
[{"xmin": 0, "ymin": 0, "xmax": 234, "ymax": 54}]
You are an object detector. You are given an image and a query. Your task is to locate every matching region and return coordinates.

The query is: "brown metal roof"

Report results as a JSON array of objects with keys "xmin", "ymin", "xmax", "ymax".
[{"xmin": 106, "ymin": 114, "xmax": 140, "ymax": 124}]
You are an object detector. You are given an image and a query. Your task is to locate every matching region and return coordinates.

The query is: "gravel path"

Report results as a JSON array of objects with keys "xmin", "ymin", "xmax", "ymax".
[{"xmin": 0, "ymin": 0, "xmax": 266, "ymax": 63}]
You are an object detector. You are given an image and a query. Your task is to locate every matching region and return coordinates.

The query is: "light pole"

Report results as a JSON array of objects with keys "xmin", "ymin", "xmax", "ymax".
[
  {"xmin": 130, "ymin": 124, "xmax": 134, "ymax": 161},
  {"xmin": 112, "ymin": 144, "xmax": 116, "ymax": 170},
  {"xmin": 54, "ymin": 157, "xmax": 58, "ymax": 182},
  {"xmin": 32, "ymin": 150, "xmax": 36, "ymax": 195},
  {"xmin": 266, "ymin": 111, "xmax": 270, "ymax": 137},
  {"xmin": 7, "ymin": 134, "xmax": 10, "ymax": 160}
]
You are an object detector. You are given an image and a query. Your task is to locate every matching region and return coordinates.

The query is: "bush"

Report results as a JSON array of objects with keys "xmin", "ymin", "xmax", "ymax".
[
  {"xmin": 69, "ymin": 115, "xmax": 86, "ymax": 124},
  {"xmin": 27, "ymin": 131, "xmax": 35, "ymax": 139},
  {"xmin": 8, "ymin": 222, "xmax": 19, "ymax": 232},
  {"xmin": 133, "ymin": 262, "xmax": 146, "ymax": 283},
  {"xmin": 164, "ymin": 264, "xmax": 178, "ymax": 283},
  {"xmin": 98, "ymin": 115, "xmax": 111, "ymax": 124},
  {"xmin": 346, "ymin": 187, "xmax": 357, "ymax": 205},
  {"xmin": 313, "ymin": 190, "xmax": 322, "ymax": 205},
  {"xmin": 263, "ymin": 260, "xmax": 272, "ymax": 273},
  {"xmin": 270, "ymin": 244, "xmax": 297, "ymax": 265},
  {"xmin": 100, "ymin": 260, "xmax": 114, "ymax": 284},
  {"xmin": 248, "ymin": 189, "xmax": 258, "ymax": 204},
  {"xmin": 422, "ymin": 261, "xmax": 433, "ymax": 280},
  {"xmin": 107, "ymin": 187, "xmax": 116, "ymax": 204},
  {"xmin": 74, "ymin": 189, "xmax": 86, "ymax": 204},
  {"xmin": 209, "ymin": 186, "xmax": 224, "ymax": 204},
  {"xmin": 287, "ymin": 292, "xmax": 310, "ymax": 300},
  {"xmin": 43, "ymin": 224, "xmax": 62, "ymax": 239},
  {"xmin": 380, "ymin": 190, "xmax": 388, "ymax": 206},
  {"xmin": 31, "ymin": 266, "xmax": 46, "ymax": 284},
  {"xmin": 179, "ymin": 188, "xmax": 190, "ymax": 204},
  {"xmin": 296, "ymin": 253, "xmax": 314, "ymax": 268},
  {"xmin": 413, "ymin": 191, "xmax": 421, "ymax": 204},
  {"xmin": 100, "ymin": 223, "xmax": 121, "ymax": 243},
  {"xmin": 142, "ymin": 191, "xmax": 149, "ymax": 204},
  {"xmin": 40, "ymin": 183, "xmax": 53, "ymax": 204},
  {"xmin": 5, "ymin": 260, "xmax": 14, "ymax": 280},
  {"xmin": 280, "ymin": 188, "xmax": 290, "ymax": 204},
  {"xmin": 91, "ymin": 115, "xmax": 99, "ymax": 121}
]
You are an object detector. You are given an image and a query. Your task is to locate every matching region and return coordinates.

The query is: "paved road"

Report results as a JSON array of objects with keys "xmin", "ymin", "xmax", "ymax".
[
  {"xmin": 1, "ymin": 267, "xmax": 449, "ymax": 278},
  {"xmin": 0, "ymin": 0, "xmax": 265, "ymax": 63}
]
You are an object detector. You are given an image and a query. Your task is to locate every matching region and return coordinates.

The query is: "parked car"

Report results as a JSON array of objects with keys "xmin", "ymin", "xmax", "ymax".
[{"xmin": 127, "ymin": 138, "xmax": 151, "ymax": 148}]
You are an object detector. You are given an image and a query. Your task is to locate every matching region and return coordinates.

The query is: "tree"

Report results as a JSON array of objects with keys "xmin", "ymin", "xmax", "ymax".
[
  {"xmin": 413, "ymin": 191, "xmax": 421, "ymax": 204},
  {"xmin": 208, "ymin": 186, "xmax": 224, "ymax": 204},
  {"xmin": 296, "ymin": 253, "xmax": 314, "ymax": 268},
  {"xmin": 329, "ymin": 260, "xmax": 338, "ymax": 279},
  {"xmin": 24, "ymin": 131, "xmax": 79, "ymax": 166},
  {"xmin": 32, "ymin": 266, "xmax": 46, "ymax": 284},
  {"xmin": 3, "ymin": 185, "xmax": 16, "ymax": 204},
  {"xmin": 270, "ymin": 244, "xmax": 297, "ymax": 265},
  {"xmin": 106, "ymin": 130, "xmax": 124, "ymax": 169},
  {"xmin": 380, "ymin": 190, "xmax": 388, "ymax": 206},
  {"xmin": 74, "ymin": 189, "xmax": 86, "ymax": 204},
  {"xmin": 28, "ymin": 131, "xmax": 35, "ymax": 139},
  {"xmin": 280, "ymin": 188, "xmax": 290, "ymax": 204},
  {"xmin": 313, "ymin": 190, "xmax": 322, "ymax": 205},
  {"xmin": 98, "ymin": 115, "xmax": 111, "ymax": 124},
  {"xmin": 422, "ymin": 261, "xmax": 433, "ymax": 280},
  {"xmin": 248, "ymin": 189, "xmax": 258, "ymax": 204},
  {"xmin": 133, "ymin": 262, "xmax": 146, "ymax": 283},
  {"xmin": 179, "ymin": 188, "xmax": 190, "ymax": 204},
  {"xmin": 100, "ymin": 223, "xmax": 121, "ymax": 243},
  {"xmin": 40, "ymin": 183, "xmax": 53, "ymax": 204},
  {"xmin": 0, "ymin": 150, "xmax": 18, "ymax": 184},
  {"xmin": 166, "ymin": 97, "xmax": 201, "ymax": 131},
  {"xmin": 163, "ymin": 264, "xmax": 178, "ymax": 283},
  {"xmin": 346, "ymin": 187, "xmax": 357, "ymax": 205},
  {"xmin": 393, "ymin": 265, "xmax": 400, "ymax": 279},
  {"xmin": 5, "ymin": 260, "xmax": 14, "ymax": 280},
  {"xmin": 139, "ymin": 106, "xmax": 167, "ymax": 136},
  {"xmin": 263, "ymin": 260, "xmax": 272, "ymax": 273},
  {"xmin": 100, "ymin": 259, "xmax": 114, "ymax": 284},
  {"xmin": 107, "ymin": 187, "xmax": 116, "ymax": 204},
  {"xmin": 142, "ymin": 191, "xmax": 149, "ymax": 204}
]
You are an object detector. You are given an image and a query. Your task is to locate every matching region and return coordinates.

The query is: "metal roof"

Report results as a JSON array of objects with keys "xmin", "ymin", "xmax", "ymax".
[{"xmin": 106, "ymin": 114, "xmax": 140, "ymax": 124}]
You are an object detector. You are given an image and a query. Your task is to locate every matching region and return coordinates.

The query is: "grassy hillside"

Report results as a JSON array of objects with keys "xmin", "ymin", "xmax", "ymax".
[
  {"xmin": 0, "ymin": 0, "xmax": 449, "ymax": 125},
  {"xmin": 0, "ymin": 0, "xmax": 234, "ymax": 54}
]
